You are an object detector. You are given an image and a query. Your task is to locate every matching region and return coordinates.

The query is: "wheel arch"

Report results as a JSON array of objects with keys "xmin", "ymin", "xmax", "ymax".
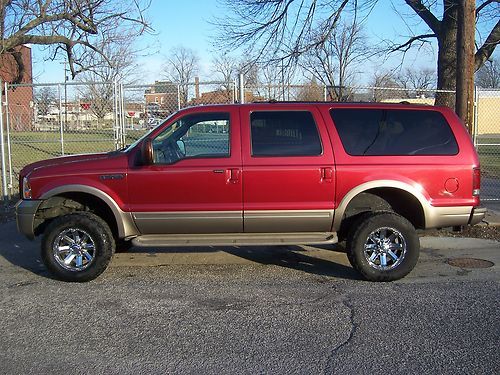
[
  {"xmin": 38, "ymin": 185, "xmax": 139, "ymax": 239},
  {"xmin": 334, "ymin": 180, "xmax": 429, "ymax": 232}
]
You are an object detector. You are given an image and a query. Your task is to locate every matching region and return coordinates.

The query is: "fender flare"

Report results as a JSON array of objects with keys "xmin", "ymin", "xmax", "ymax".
[
  {"xmin": 333, "ymin": 180, "xmax": 430, "ymax": 230},
  {"xmin": 40, "ymin": 185, "xmax": 139, "ymax": 238}
]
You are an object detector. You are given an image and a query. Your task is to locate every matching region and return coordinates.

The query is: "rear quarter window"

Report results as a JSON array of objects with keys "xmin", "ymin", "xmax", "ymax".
[{"xmin": 330, "ymin": 108, "xmax": 459, "ymax": 156}]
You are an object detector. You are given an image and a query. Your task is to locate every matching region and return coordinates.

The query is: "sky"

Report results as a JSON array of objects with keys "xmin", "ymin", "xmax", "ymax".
[{"xmin": 32, "ymin": 0, "xmax": 445, "ymax": 85}]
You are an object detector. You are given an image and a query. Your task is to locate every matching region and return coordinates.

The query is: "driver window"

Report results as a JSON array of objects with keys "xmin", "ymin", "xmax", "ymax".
[{"xmin": 152, "ymin": 112, "xmax": 230, "ymax": 164}]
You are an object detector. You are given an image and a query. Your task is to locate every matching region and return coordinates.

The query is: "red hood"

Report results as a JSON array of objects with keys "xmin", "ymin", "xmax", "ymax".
[{"xmin": 20, "ymin": 153, "xmax": 111, "ymax": 177}]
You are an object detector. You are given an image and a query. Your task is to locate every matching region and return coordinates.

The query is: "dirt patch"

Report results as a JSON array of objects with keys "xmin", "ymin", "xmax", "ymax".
[{"xmin": 422, "ymin": 225, "xmax": 500, "ymax": 242}]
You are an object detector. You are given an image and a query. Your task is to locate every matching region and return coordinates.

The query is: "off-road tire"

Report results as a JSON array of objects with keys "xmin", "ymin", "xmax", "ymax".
[
  {"xmin": 346, "ymin": 212, "xmax": 420, "ymax": 281},
  {"xmin": 41, "ymin": 212, "xmax": 115, "ymax": 282}
]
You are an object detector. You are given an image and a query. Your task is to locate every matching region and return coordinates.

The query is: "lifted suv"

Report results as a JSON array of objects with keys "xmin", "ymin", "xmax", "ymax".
[{"xmin": 16, "ymin": 103, "xmax": 485, "ymax": 282}]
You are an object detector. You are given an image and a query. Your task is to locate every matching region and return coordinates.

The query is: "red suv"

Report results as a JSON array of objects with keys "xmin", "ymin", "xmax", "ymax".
[{"xmin": 16, "ymin": 103, "xmax": 485, "ymax": 282}]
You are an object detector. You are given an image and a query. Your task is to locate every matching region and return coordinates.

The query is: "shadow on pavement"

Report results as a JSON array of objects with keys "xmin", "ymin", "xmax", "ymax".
[
  {"xmin": 130, "ymin": 243, "xmax": 361, "ymax": 280},
  {"xmin": 0, "ymin": 219, "xmax": 359, "ymax": 281}
]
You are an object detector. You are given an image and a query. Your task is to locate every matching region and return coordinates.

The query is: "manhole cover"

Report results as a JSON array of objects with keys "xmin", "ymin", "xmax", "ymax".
[{"xmin": 447, "ymin": 258, "xmax": 494, "ymax": 269}]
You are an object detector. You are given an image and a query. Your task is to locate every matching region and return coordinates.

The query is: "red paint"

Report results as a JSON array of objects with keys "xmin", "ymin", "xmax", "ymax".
[{"xmin": 20, "ymin": 103, "xmax": 482, "ymax": 219}]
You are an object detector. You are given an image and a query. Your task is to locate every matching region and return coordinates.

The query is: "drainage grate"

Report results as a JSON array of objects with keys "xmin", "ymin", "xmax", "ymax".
[{"xmin": 447, "ymin": 258, "xmax": 494, "ymax": 269}]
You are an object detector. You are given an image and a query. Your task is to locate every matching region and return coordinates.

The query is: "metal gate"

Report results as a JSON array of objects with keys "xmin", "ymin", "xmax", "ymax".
[{"xmin": 0, "ymin": 80, "xmax": 122, "ymax": 202}]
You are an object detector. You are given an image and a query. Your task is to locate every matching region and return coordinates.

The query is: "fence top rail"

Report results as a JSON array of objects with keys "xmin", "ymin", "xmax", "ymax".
[
  {"xmin": 8, "ymin": 81, "xmax": 116, "ymax": 88},
  {"xmin": 6, "ymin": 81, "xmax": 457, "ymax": 94},
  {"xmin": 245, "ymin": 84, "xmax": 456, "ymax": 94},
  {"xmin": 122, "ymin": 81, "xmax": 234, "ymax": 89}
]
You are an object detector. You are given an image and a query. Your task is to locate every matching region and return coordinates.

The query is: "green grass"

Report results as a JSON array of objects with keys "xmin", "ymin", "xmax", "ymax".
[{"xmin": 1, "ymin": 130, "xmax": 149, "ymax": 198}]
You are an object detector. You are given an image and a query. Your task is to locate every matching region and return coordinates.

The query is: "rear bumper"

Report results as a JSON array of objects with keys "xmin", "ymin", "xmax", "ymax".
[
  {"xmin": 425, "ymin": 205, "xmax": 486, "ymax": 229},
  {"xmin": 15, "ymin": 199, "xmax": 44, "ymax": 240},
  {"xmin": 468, "ymin": 207, "xmax": 487, "ymax": 226}
]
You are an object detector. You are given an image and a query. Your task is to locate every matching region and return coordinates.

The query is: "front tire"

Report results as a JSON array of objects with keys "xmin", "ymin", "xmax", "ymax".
[
  {"xmin": 346, "ymin": 212, "xmax": 419, "ymax": 281},
  {"xmin": 41, "ymin": 212, "xmax": 115, "ymax": 282}
]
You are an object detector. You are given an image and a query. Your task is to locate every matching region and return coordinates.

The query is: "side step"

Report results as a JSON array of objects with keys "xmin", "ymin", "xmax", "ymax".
[{"xmin": 131, "ymin": 232, "xmax": 338, "ymax": 247}]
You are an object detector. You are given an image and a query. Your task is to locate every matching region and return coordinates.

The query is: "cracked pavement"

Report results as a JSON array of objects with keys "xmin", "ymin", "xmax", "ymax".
[{"xmin": 0, "ymin": 220, "xmax": 499, "ymax": 374}]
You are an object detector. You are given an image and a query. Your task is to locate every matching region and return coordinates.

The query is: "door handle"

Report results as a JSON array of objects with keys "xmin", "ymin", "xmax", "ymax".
[
  {"xmin": 321, "ymin": 167, "xmax": 333, "ymax": 183},
  {"xmin": 227, "ymin": 168, "xmax": 240, "ymax": 184}
]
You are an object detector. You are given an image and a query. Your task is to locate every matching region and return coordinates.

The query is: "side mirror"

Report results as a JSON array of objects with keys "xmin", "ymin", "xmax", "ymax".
[{"xmin": 141, "ymin": 138, "xmax": 153, "ymax": 165}]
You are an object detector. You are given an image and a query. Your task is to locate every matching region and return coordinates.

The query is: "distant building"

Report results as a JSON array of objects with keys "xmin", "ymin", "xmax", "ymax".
[
  {"xmin": 0, "ymin": 45, "xmax": 34, "ymax": 131},
  {"xmin": 189, "ymin": 89, "xmax": 234, "ymax": 106},
  {"xmin": 144, "ymin": 81, "xmax": 179, "ymax": 117}
]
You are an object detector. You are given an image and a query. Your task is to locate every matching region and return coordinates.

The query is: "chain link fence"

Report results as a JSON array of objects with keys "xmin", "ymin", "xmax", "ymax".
[
  {"xmin": 474, "ymin": 88, "xmax": 500, "ymax": 202},
  {"xmin": 1, "ymin": 79, "xmax": 498, "ymax": 203}
]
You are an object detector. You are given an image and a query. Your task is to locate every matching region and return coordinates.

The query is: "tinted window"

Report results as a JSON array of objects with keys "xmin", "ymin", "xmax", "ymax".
[
  {"xmin": 330, "ymin": 109, "xmax": 458, "ymax": 156},
  {"xmin": 251, "ymin": 111, "xmax": 322, "ymax": 156},
  {"xmin": 153, "ymin": 113, "xmax": 230, "ymax": 164}
]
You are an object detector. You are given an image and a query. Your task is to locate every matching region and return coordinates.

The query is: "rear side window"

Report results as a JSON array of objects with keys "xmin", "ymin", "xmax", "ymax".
[
  {"xmin": 250, "ymin": 111, "xmax": 322, "ymax": 156},
  {"xmin": 330, "ymin": 109, "xmax": 459, "ymax": 156}
]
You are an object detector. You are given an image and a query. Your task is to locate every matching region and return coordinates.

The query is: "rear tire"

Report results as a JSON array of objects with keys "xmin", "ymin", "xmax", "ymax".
[
  {"xmin": 41, "ymin": 212, "xmax": 115, "ymax": 282},
  {"xmin": 346, "ymin": 212, "xmax": 419, "ymax": 281}
]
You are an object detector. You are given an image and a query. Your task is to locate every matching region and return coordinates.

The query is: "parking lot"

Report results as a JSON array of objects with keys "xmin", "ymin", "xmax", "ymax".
[{"xmin": 0, "ymin": 220, "xmax": 499, "ymax": 374}]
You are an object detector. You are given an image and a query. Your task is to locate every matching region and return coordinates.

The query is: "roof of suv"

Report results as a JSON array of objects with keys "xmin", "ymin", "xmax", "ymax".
[{"xmin": 185, "ymin": 102, "xmax": 450, "ymax": 112}]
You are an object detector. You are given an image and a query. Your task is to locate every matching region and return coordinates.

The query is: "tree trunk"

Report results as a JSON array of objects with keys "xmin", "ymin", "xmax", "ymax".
[{"xmin": 435, "ymin": 1, "xmax": 458, "ymax": 108}]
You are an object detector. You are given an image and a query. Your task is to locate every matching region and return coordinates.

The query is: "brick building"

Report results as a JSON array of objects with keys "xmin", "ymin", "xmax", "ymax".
[
  {"xmin": 144, "ymin": 81, "xmax": 179, "ymax": 117},
  {"xmin": 0, "ymin": 45, "xmax": 34, "ymax": 131}
]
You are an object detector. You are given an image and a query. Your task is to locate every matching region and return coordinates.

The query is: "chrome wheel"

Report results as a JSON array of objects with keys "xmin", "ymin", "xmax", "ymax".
[
  {"xmin": 363, "ymin": 227, "xmax": 407, "ymax": 270},
  {"xmin": 52, "ymin": 228, "xmax": 96, "ymax": 271}
]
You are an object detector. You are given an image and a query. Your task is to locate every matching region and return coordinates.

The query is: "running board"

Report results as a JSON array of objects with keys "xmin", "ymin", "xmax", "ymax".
[{"xmin": 131, "ymin": 232, "xmax": 338, "ymax": 247}]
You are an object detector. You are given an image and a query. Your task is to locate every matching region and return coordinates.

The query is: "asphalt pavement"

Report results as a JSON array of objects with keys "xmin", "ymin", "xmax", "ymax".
[{"xmin": 0, "ymin": 220, "xmax": 498, "ymax": 375}]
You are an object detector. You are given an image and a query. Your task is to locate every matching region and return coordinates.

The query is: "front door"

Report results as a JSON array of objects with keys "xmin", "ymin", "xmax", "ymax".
[
  {"xmin": 240, "ymin": 105, "xmax": 335, "ymax": 232},
  {"xmin": 127, "ymin": 107, "xmax": 242, "ymax": 234}
]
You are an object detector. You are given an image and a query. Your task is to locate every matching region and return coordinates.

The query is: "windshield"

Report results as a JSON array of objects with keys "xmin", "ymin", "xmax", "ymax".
[{"xmin": 124, "ymin": 112, "xmax": 177, "ymax": 152}]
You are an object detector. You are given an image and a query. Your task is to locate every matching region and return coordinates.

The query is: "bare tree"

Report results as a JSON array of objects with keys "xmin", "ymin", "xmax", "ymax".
[
  {"xmin": 211, "ymin": 53, "xmax": 238, "ymax": 102},
  {"xmin": 212, "ymin": 53, "xmax": 238, "ymax": 89},
  {"xmin": 297, "ymin": 78, "xmax": 324, "ymax": 101},
  {"xmin": 301, "ymin": 19, "xmax": 367, "ymax": 101},
  {"xmin": 35, "ymin": 86, "xmax": 57, "ymax": 116},
  {"xmin": 396, "ymin": 67, "xmax": 437, "ymax": 97},
  {"xmin": 0, "ymin": 0, "xmax": 152, "ymax": 84},
  {"xmin": 371, "ymin": 71, "xmax": 404, "ymax": 101},
  {"xmin": 77, "ymin": 42, "xmax": 139, "ymax": 120},
  {"xmin": 475, "ymin": 58, "xmax": 500, "ymax": 88},
  {"xmin": 163, "ymin": 46, "xmax": 199, "ymax": 105},
  {"xmin": 214, "ymin": 0, "xmax": 499, "ymax": 107}
]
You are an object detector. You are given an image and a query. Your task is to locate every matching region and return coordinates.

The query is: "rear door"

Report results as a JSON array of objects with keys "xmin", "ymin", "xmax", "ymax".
[{"xmin": 240, "ymin": 105, "xmax": 335, "ymax": 232}]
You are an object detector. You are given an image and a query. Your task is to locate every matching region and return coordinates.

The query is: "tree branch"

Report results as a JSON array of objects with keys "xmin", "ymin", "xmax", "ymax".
[
  {"xmin": 476, "ymin": 0, "xmax": 499, "ymax": 16},
  {"xmin": 389, "ymin": 33, "xmax": 436, "ymax": 53},
  {"xmin": 404, "ymin": 0, "xmax": 441, "ymax": 34},
  {"xmin": 475, "ymin": 19, "xmax": 500, "ymax": 71}
]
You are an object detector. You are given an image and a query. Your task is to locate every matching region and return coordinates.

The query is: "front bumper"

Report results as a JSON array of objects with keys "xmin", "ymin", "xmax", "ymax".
[{"xmin": 15, "ymin": 199, "xmax": 44, "ymax": 240}]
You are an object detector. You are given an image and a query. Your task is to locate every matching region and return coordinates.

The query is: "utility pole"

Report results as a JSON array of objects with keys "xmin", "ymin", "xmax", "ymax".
[{"xmin": 455, "ymin": 0, "xmax": 476, "ymax": 134}]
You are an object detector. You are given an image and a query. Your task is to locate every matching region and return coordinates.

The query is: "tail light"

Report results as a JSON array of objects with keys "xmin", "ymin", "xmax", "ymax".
[{"xmin": 472, "ymin": 168, "xmax": 481, "ymax": 196}]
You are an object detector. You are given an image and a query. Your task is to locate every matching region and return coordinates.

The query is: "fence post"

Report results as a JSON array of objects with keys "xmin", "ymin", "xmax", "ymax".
[
  {"xmin": 473, "ymin": 85, "xmax": 479, "ymax": 147},
  {"xmin": 0, "ymin": 79, "xmax": 8, "ymax": 205},
  {"xmin": 177, "ymin": 85, "xmax": 181, "ymax": 110},
  {"xmin": 4, "ymin": 82, "xmax": 13, "ymax": 197},
  {"xmin": 120, "ymin": 84, "xmax": 126, "ymax": 148},
  {"xmin": 58, "ymin": 84, "xmax": 65, "ymax": 156},
  {"xmin": 239, "ymin": 74, "xmax": 245, "ymax": 104},
  {"xmin": 233, "ymin": 80, "xmax": 237, "ymax": 104}
]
